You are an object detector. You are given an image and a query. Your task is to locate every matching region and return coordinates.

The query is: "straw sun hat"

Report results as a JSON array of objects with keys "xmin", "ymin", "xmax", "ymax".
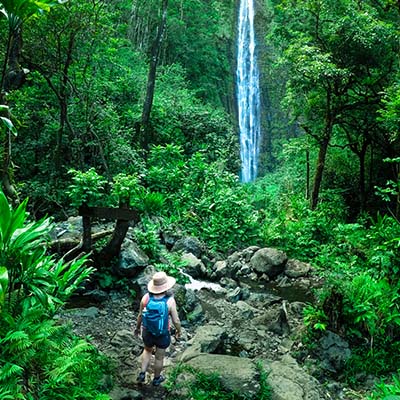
[{"xmin": 147, "ymin": 271, "xmax": 176, "ymax": 294}]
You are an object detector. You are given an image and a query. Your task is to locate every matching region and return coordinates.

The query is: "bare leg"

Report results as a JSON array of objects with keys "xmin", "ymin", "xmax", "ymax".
[
  {"xmin": 141, "ymin": 346, "xmax": 153, "ymax": 373},
  {"xmin": 154, "ymin": 347, "xmax": 166, "ymax": 378}
]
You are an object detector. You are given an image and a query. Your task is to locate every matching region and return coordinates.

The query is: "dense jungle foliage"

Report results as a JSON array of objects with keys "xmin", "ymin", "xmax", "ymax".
[{"xmin": 0, "ymin": 0, "xmax": 399, "ymax": 398}]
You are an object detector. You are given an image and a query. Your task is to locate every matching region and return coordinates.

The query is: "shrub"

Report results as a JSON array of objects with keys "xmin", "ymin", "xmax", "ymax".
[
  {"xmin": 0, "ymin": 191, "xmax": 110, "ymax": 399},
  {"xmin": 146, "ymin": 146, "xmax": 261, "ymax": 252},
  {"xmin": 368, "ymin": 374, "xmax": 400, "ymax": 399}
]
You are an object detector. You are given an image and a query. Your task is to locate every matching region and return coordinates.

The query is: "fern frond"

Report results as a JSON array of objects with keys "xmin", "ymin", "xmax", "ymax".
[
  {"xmin": 1, "ymin": 330, "xmax": 32, "ymax": 349},
  {"xmin": 0, "ymin": 362, "xmax": 24, "ymax": 382}
]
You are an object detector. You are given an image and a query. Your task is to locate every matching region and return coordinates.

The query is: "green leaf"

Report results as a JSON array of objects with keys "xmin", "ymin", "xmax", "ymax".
[
  {"xmin": 0, "ymin": 116, "xmax": 17, "ymax": 136},
  {"xmin": 3, "ymin": 197, "xmax": 28, "ymax": 245},
  {"xmin": 0, "ymin": 266, "xmax": 8, "ymax": 308},
  {"xmin": 0, "ymin": 192, "xmax": 11, "ymax": 245}
]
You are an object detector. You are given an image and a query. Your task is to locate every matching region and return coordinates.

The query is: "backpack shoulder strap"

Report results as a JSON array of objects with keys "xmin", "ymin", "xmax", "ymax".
[{"xmin": 143, "ymin": 293, "xmax": 150, "ymax": 307}]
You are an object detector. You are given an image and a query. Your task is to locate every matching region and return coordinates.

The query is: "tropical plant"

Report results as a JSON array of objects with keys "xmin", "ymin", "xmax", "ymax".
[
  {"xmin": 368, "ymin": 374, "xmax": 400, "ymax": 399},
  {"xmin": 0, "ymin": 0, "xmax": 63, "ymax": 91},
  {"xmin": 0, "ymin": 190, "xmax": 110, "ymax": 399},
  {"xmin": 303, "ymin": 305, "xmax": 328, "ymax": 333},
  {"xmin": 0, "ymin": 190, "xmax": 93, "ymax": 316},
  {"xmin": 67, "ymin": 168, "xmax": 107, "ymax": 208}
]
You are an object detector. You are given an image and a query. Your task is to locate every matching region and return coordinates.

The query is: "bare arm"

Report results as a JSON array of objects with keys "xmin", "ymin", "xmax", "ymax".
[
  {"xmin": 134, "ymin": 298, "xmax": 145, "ymax": 335},
  {"xmin": 168, "ymin": 297, "xmax": 182, "ymax": 338}
]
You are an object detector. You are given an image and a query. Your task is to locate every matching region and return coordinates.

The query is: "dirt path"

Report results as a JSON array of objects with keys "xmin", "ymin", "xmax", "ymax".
[{"xmin": 60, "ymin": 292, "xmax": 187, "ymax": 399}]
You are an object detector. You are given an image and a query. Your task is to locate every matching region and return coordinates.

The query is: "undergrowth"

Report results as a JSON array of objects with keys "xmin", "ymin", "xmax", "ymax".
[{"xmin": 165, "ymin": 362, "xmax": 272, "ymax": 400}]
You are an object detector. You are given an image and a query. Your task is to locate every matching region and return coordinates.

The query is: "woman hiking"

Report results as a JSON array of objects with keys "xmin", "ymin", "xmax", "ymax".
[{"xmin": 134, "ymin": 271, "xmax": 182, "ymax": 386}]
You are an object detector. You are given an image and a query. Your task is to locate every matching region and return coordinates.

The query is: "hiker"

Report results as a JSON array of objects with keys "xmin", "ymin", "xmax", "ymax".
[{"xmin": 134, "ymin": 271, "xmax": 182, "ymax": 386}]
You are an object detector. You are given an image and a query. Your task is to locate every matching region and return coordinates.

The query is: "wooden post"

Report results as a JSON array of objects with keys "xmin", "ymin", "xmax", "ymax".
[{"xmin": 79, "ymin": 204, "xmax": 92, "ymax": 252}]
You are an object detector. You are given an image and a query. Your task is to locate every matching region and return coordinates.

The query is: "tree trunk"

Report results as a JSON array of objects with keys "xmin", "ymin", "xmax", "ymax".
[
  {"xmin": 310, "ymin": 88, "xmax": 334, "ymax": 210},
  {"xmin": 55, "ymin": 99, "xmax": 67, "ymax": 171},
  {"xmin": 305, "ymin": 149, "xmax": 310, "ymax": 200},
  {"xmin": 140, "ymin": 0, "xmax": 168, "ymax": 149},
  {"xmin": 98, "ymin": 203, "xmax": 131, "ymax": 267},
  {"xmin": 55, "ymin": 33, "xmax": 75, "ymax": 171},
  {"xmin": 358, "ymin": 142, "xmax": 369, "ymax": 213},
  {"xmin": 0, "ymin": 94, "xmax": 19, "ymax": 204},
  {"xmin": 311, "ymin": 133, "xmax": 330, "ymax": 210},
  {"xmin": 82, "ymin": 215, "xmax": 92, "ymax": 252}
]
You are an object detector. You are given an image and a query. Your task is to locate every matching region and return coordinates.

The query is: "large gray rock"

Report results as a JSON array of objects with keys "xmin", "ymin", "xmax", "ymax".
[
  {"xmin": 319, "ymin": 331, "xmax": 351, "ymax": 373},
  {"xmin": 285, "ymin": 259, "xmax": 311, "ymax": 278},
  {"xmin": 134, "ymin": 265, "xmax": 157, "ymax": 296},
  {"xmin": 110, "ymin": 329, "xmax": 136, "ymax": 349},
  {"xmin": 226, "ymin": 286, "xmax": 242, "ymax": 303},
  {"xmin": 186, "ymin": 354, "xmax": 259, "ymax": 398},
  {"xmin": 263, "ymin": 354, "xmax": 326, "ymax": 400},
  {"xmin": 241, "ymin": 246, "xmax": 260, "ymax": 262},
  {"xmin": 235, "ymin": 300, "xmax": 258, "ymax": 319},
  {"xmin": 172, "ymin": 236, "xmax": 203, "ymax": 258},
  {"xmin": 212, "ymin": 260, "xmax": 229, "ymax": 278},
  {"xmin": 250, "ymin": 248, "xmax": 288, "ymax": 278},
  {"xmin": 181, "ymin": 252, "xmax": 207, "ymax": 278},
  {"xmin": 117, "ymin": 240, "xmax": 149, "ymax": 277},
  {"xmin": 180, "ymin": 324, "xmax": 226, "ymax": 361},
  {"xmin": 227, "ymin": 251, "xmax": 240, "ymax": 265}
]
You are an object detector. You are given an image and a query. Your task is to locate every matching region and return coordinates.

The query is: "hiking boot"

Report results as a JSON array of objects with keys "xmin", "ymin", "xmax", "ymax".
[
  {"xmin": 137, "ymin": 372, "xmax": 146, "ymax": 383},
  {"xmin": 152, "ymin": 375, "xmax": 165, "ymax": 386}
]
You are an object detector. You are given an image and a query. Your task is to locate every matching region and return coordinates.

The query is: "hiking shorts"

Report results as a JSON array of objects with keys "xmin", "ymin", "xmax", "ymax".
[{"xmin": 142, "ymin": 329, "xmax": 171, "ymax": 349}]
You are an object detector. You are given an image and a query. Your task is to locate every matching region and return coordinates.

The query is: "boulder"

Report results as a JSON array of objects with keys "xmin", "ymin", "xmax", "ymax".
[
  {"xmin": 181, "ymin": 252, "xmax": 207, "ymax": 278},
  {"xmin": 237, "ymin": 263, "xmax": 252, "ymax": 277},
  {"xmin": 180, "ymin": 324, "xmax": 227, "ymax": 362},
  {"xmin": 183, "ymin": 288, "xmax": 197, "ymax": 312},
  {"xmin": 83, "ymin": 289, "xmax": 109, "ymax": 303},
  {"xmin": 250, "ymin": 248, "xmax": 288, "ymax": 278},
  {"xmin": 186, "ymin": 354, "xmax": 259, "ymax": 398},
  {"xmin": 213, "ymin": 260, "xmax": 229, "ymax": 278},
  {"xmin": 285, "ymin": 259, "xmax": 311, "ymax": 278},
  {"xmin": 219, "ymin": 277, "xmax": 237, "ymax": 289},
  {"xmin": 117, "ymin": 240, "xmax": 149, "ymax": 277},
  {"xmin": 263, "ymin": 354, "xmax": 326, "ymax": 400},
  {"xmin": 235, "ymin": 300, "xmax": 257, "ymax": 319},
  {"xmin": 185, "ymin": 303, "xmax": 205, "ymax": 325},
  {"xmin": 227, "ymin": 251, "xmax": 240, "ymax": 265},
  {"xmin": 110, "ymin": 329, "xmax": 136, "ymax": 349},
  {"xmin": 172, "ymin": 236, "xmax": 203, "ymax": 258},
  {"xmin": 133, "ymin": 265, "xmax": 157, "ymax": 296},
  {"xmin": 226, "ymin": 287, "xmax": 242, "ymax": 303},
  {"xmin": 241, "ymin": 246, "xmax": 260, "ymax": 262},
  {"xmin": 319, "ymin": 331, "xmax": 351, "ymax": 373}
]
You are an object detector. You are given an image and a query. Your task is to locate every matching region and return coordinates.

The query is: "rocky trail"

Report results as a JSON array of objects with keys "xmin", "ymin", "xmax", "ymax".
[
  {"xmin": 58, "ymin": 277, "xmax": 367, "ymax": 400},
  {"xmin": 54, "ymin": 220, "xmax": 372, "ymax": 400}
]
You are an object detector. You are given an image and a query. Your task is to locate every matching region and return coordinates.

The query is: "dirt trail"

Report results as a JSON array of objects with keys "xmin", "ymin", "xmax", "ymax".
[{"xmin": 61, "ymin": 292, "xmax": 186, "ymax": 399}]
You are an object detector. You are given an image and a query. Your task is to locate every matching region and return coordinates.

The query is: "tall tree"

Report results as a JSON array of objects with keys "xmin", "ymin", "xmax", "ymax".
[
  {"xmin": 22, "ymin": 0, "xmax": 115, "ymax": 175},
  {"xmin": 0, "ymin": 0, "xmax": 61, "ymax": 201},
  {"xmin": 139, "ymin": 0, "xmax": 168, "ymax": 150},
  {"xmin": 269, "ymin": 0, "xmax": 398, "ymax": 210}
]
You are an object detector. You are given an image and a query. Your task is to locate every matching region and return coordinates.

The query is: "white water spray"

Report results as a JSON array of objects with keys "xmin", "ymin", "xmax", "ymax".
[{"xmin": 236, "ymin": 0, "xmax": 261, "ymax": 183}]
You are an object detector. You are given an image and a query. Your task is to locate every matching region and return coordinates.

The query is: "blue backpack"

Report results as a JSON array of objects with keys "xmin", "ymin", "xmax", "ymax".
[{"xmin": 142, "ymin": 294, "xmax": 169, "ymax": 336}]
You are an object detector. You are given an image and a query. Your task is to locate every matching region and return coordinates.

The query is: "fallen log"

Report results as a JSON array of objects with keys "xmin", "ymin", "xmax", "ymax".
[{"xmin": 49, "ymin": 229, "xmax": 114, "ymax": 252}]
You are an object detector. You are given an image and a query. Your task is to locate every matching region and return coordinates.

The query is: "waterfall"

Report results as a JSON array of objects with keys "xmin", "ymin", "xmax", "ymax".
[{"xmin": 236, "ymin": 0, "xmax": 261, "ymax": 183}]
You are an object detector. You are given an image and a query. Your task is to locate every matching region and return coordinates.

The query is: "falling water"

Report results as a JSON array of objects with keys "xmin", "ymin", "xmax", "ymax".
[{"xmin": 236, "ymin": 0, "xmax": 261, "ymax": 183}]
